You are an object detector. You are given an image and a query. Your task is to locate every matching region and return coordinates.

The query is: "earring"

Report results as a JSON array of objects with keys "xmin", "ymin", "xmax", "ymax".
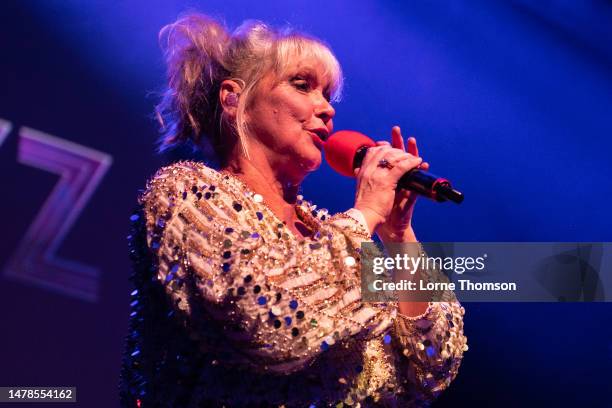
[{"xmin": 226, "ymin": 92, "xmax": 239, "ymax": 107}]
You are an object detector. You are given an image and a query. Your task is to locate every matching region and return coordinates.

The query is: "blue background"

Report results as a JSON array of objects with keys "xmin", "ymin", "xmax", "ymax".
[{"xmin": 0, "ymin": 1, "xmax": 611, "ymax": 406}]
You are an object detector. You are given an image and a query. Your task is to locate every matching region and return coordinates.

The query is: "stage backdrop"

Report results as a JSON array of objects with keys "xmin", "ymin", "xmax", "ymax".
[{"xmin": 1, "ymin": 1, "xmax": 611, "ymax": 406}]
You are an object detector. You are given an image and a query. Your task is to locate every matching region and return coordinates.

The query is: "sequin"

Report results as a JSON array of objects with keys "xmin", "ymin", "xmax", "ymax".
[
  {"xmin": 256, "ymin": 211, "xmax": 264, "ymax": 221},
  {"xmin": 233, "ymin": 202, "xmax": 243, "ymax": 212},
  {"xmin": 222, "ymin": 263, "xmax": 231, "ymax": 273},
  {"xmin": 271, "ymin": 306, "xmax": 281, "ymax": 316},
  {"xmin": 225, "ymin": 227, "xmax": 234, "ymax": 234},
  {"xmin": 257, "ymin": 296, "xmax": 267, "ymax": 305},
  {"xmin": 130, "ymin": 214, "xmax": 140, "ymax": 222},
  {"xmin": 237, "ymin": 287, "xmax": 246, "ymax": 296},
  {"xmin": 273, "ymin": 320, "xmax": 282, "ymax": 329},
  {"xmin": 320, "ymin": 341, "xmax": 329, "ymax": 351},
  {"xmin": 284, "ymin": 316, "xmax": 292, "ymax": 326},
  {"xmin": 383, "ymin": 334, "xmax": 392, "ymax": 344},
  {"xmin": 310, "ymin": 318, "xmax": 318, "ymax": 327},
  {"xmin": 253, "ymin": 194, "xmax": 263, "ymax": 203},
  {"xmin": 344, "ymin": 256, "xmax": 356, "ymax": 267},
  {"xmin": 223, "ymin": 239, "xmax": 232, "ymax": 248},
  {"xmin": 222, "ymin": 251, "xmax": 231, "ymax": 259},
  {"xmin": 253, "ymin": 285, "xmax": 261, "ymax": 293},
  {"xmin": 296, "ymin": 310, "xmax": 305, "ymax": 319},
  {"xmin": 164, "ymin": 272, "xmax": 175, "ymax": 283},
  {"xmin": 289, "ymin": 300, "xmax": 299, "ymax": 309},
  {"xmin": 291, "ymin": 328, "xmax": 300, "ymax": 337}
]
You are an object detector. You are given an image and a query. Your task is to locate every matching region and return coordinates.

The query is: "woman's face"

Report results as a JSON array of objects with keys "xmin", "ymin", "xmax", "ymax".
[{"xmin": 245, "ymin": 57, "xmax": 336, "ymax": 181}]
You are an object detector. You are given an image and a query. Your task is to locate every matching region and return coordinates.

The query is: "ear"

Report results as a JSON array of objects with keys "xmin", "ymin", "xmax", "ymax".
[{"xmin": 219, "ymin": 79, "xmax": 244, "ymax": 118}]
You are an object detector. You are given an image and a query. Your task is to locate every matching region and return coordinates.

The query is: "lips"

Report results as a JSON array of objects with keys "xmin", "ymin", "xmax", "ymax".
[
  {"xmin": 312, "ymin": 128, "xmax": 329, "ymax": 141},
  {"xmin": 309, "ymin": 128, "xmax": 329, "ymax": 142},
  {"xmin": 308, "ymin": 131, "xmax": 324, "ymax": 149}
]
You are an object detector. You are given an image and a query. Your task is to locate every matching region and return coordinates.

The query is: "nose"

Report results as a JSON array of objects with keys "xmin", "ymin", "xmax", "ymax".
[{"xmin": 314, "ymin": 94, "xmax": 335, "ymax": 123}]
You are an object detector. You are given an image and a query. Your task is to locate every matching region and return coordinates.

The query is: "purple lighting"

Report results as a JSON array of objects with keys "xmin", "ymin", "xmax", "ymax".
[{"xmin": 0, "ymin": 118, "xmax": 12, "ymax": 147}]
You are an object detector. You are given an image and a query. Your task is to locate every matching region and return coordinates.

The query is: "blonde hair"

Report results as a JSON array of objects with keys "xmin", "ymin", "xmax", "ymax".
[{"xmin": 155, "ymin": 13, "xmax": 343, "ymax": 160}]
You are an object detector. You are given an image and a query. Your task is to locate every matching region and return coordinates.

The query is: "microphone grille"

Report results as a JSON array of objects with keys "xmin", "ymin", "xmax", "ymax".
[{"xmin": 324, "ymin": 130, "xmax": 375, "ymax": 177}]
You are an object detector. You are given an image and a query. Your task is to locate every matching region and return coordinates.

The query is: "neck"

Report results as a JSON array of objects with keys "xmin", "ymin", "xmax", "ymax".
[{"xmin": 222, "ymin": 148, "xmax": 305, "ymax": 224}]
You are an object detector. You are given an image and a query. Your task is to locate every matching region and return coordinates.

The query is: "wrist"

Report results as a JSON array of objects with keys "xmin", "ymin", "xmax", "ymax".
[
  {"xmin": 378, "ymin": 225, "xmax": 417, "ymax": 243},
  {"xmin": 353, "ymin": 206, "xmax": 385, "ymax": 235}
]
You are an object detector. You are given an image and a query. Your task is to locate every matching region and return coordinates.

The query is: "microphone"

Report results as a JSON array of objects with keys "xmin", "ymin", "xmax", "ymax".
[{"xmin": 323, "ymin": 130, "xmax": 464, "ymax": 204}]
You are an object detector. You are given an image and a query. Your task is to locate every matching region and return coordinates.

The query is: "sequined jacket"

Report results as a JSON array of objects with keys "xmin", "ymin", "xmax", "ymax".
[{"xmin": 119, "ymin": 161, "xmax": 467, "ymax": 407}]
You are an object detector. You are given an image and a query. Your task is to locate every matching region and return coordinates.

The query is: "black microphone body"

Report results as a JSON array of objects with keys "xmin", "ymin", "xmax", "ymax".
[{"xmin": 353, "ymin": 146, "xmax": 464, "ymax": 204}]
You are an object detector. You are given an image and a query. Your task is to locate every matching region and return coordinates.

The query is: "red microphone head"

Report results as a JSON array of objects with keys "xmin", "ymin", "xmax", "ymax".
[{"xmin": 324, "ymin": 130, "xmax": 376, "ymax": 177}]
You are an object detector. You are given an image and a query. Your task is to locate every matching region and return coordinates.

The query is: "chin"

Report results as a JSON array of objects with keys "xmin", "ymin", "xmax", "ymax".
[
  {"xmin": 286, "ymin": 153, "xmax": 321, "ymax": 182},
  {"xmin": 301, "ymin": 150, "xmax": 322, "ymax": 173}
]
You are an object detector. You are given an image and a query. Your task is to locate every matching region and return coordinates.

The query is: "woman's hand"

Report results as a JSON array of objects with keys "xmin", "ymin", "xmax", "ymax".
[
  {"xmin": 377, "ymin": 126, "xmax": 429, "ymax": 242},
  {"xmin": 353, "ymin": 126, "xmax": 428, "ymax": 238}
]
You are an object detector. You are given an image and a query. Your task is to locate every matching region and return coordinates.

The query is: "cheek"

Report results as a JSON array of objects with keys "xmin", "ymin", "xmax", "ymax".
[{"xmin": 272, "ymin": 90, "xmax": 311, "ymax": 122}]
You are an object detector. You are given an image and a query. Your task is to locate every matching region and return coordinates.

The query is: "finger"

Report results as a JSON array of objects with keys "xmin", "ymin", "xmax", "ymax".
[
  {"xmin": 360, "ymin": 146, "xmax": 391, "ymax": 177},
  {"xmin": 391, "ymin": 126, "xmax": 405, "ymax": 151},
  {"xmin": 376, "ymin": 141, "xmax": 391, "ymax": 146},
  {"xmin": 392, "ymin": 155, "xmax": 423, "ymax": 173},
  {"xmin": 420, "ymin": 162, "xmax": 430, "ymax": 171},
  {"xmin": 407, "ymin": 136, "xmax": 419, "ymax": 157},
  {"xmin": 361, "ymin": 146, "xmax": 409, "ymax": 175}
]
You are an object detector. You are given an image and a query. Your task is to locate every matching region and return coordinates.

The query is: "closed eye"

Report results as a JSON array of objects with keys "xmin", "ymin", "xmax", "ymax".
[
  {"xmin": 291, "ymin": 77, "xmax": 311, "ymax": 92},
  {"xmin": 290, "ymin": 74, "xmax": 331, "ymax": 102}
]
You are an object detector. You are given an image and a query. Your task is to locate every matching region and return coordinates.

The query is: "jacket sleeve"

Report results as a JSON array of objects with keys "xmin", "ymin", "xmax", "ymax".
[{"xmin": 332, "ymin": 211, "xmax": 468, "ymax": 405}]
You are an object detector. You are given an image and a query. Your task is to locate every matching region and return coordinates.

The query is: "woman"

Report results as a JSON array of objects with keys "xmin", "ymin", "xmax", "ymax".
[{"xmin": 120, "ymin": 13, "xmax": 467, "ymax": 407}]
